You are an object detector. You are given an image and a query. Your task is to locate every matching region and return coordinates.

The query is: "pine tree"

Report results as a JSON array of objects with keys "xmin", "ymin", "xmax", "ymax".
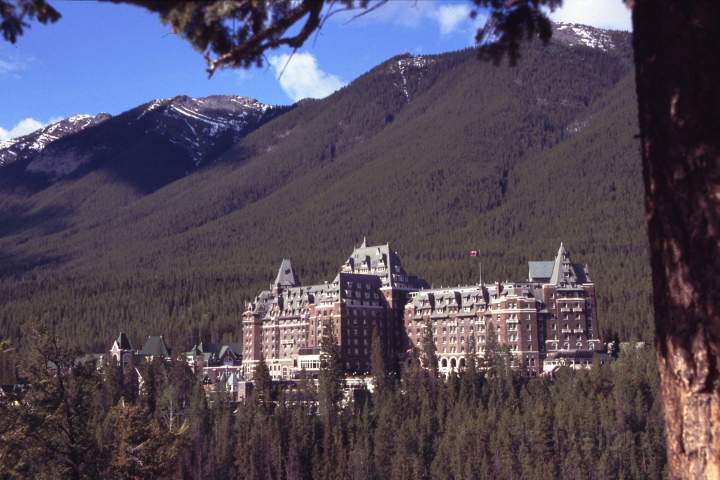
[
  {"xmin": 483, "ymin": 322, "xmax": 507, "ymax": 373},
  {"xmin": 142, "ymin": 358, "xmax": 160, "ymax": 416},
  {"xmin": 460, "ymin": 335, "xmax": 480, "ymax": 403},
  {"xmin": 103, "ymin": 355, "xmax": 123, "ymax": 408},
  {"xmin": 0, "ymin": 322, "xmax": 104, "ymax": 479},
  {"xmin": 108, "ymin": 402, "xmax": 160, "ymax": 479},
  {"xmin": 318, "ymin": 320, "xmax": 343, "ymax": 423},
  {"xmin": 253, "ymin": 355, "xmax": 273, "ymax": 411},
  {"xmin": 186, "ymin": 380, "xmax": 212, "ymax": 478},
  {"xmin": 421, "ymin": 318, "xmax": 439, "ymax": 376},
  {"xmin": 370, "ymin": 324, "xmax": 388, "ymax": 400}
]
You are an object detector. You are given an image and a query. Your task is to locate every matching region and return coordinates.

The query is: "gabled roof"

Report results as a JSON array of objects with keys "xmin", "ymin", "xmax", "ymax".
[
  {"xmin": 342, "ymin": 241, "xmax": 428, "ymax": 289},
  {"xmin": 114, "ymin": 332, "xmax": 133, "ymax": 350},
  {"xmin": 187, "ymin": 344, "xmax": 202, "ymax": 356},
  {"xmin": 528, "ymin": 261, "xmax": 554, "ymax": 281},
  {"xmin": 197, "ymin": 342, "xmax": 219, "ymax": 354},
  {"xmin": 187, "ymin": 342, "xmax": 242, "ymax": 358},
  {"xmin": 274, "ymin": 258, "xmax": 300, "ymax": 288},
  {"xmin": 549, "ymin": 243, "xmax": 590, "ymax": 285},
  {"xmin": 139, "ymin": 336, "xmax": 170, "ymax": 357},
  {"xmin": 219, "ymin": 343, "xmax": 241, "ymax": 358}
]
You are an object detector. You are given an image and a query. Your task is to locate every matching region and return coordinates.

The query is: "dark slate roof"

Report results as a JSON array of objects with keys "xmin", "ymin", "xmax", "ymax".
[
  {"xmin": 550, "ymin": 243, "xmax": 578, "ymax": 285},
  {"xmin": 572, "ymin": 263, "xmax": 590, "ymax": 284},
  {"xmin": 528, "ymin": 261, "xmax": 554, "ymax": 281},
  {"xmin": 140, "ymin": 336, "xmax": 170, "ymax": 357},
  {"xmin": 342, "ymin": 241, "xmax": 429, "ymax": 289},
  {"xmin": 197, "ymin": 342, "xmax": 219, "ymax": 354},
  {"xmin": 219, "ymin": 343, "xmax": 241, "ymax": 358},
  {"xmin": 528, "ymin": 244, "xmax": 591, "ymax": 285},
  {"xmin": 115, "ymin": 332, "xmax": 133, "ymax": 350},
  {"xmin": 274, "ymin": 258, "xmax": 299, "ymax": 288},
  {"xmin": 189, "ymin": 341, "xmax": 242, "ymax": 358}
]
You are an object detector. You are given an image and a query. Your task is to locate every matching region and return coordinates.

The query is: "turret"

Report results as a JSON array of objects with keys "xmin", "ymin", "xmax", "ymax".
[
  {"xmin": 110, "ymin": 332, "xmax": 134, "ymax": 372},
  {"xmin": 273, "ymin": 258, "xmax": 300, "ymax": 293}
]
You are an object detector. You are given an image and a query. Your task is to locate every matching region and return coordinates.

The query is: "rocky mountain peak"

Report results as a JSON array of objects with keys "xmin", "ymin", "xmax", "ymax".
[
  {"xmin": 553, "ymin": 23, "xmax": 618, "ymax": 52},
  {"xmin": 0, "ymin": 95, "xmax": 273, "ymax": 183},
  {"xmin": 0, "ymin": 113, "xmax": 111, "ymax": 168},
  {"xmin": 132, "ymin": 94, "xmax": 271, "ymax": 166},
  {"xmin": 389, "ymin": 54, "xmax": 436, "ymax": 102}
]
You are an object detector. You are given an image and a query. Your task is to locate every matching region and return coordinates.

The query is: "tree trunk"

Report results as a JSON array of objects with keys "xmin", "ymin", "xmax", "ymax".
[{"xmin": 631, "ymin": 1, "xmax": 720, "ymax": 478}]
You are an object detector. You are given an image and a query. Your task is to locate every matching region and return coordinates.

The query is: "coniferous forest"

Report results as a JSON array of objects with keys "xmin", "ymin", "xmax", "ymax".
[
  {"xmin": 0, "ymin": 325, "xmax": 665, "ymax": 479},
  {"xmin": 0, "ymin": 20, "xmax": 668, "ymax": 479},
  {"xmin": 0, "ymin": 32, "xmax": 651, "ymax": 354}
]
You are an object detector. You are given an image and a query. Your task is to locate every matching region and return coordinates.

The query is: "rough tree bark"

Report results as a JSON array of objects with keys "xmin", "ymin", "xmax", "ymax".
[{"xmin": 632, "ymin": 1, "xmax": 720, "ymax": 478}]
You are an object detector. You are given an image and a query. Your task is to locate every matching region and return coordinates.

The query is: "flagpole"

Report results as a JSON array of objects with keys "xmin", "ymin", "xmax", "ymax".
[{"xmin": 469, "ymin": 249, "xmax": 482, "ymax": 286}]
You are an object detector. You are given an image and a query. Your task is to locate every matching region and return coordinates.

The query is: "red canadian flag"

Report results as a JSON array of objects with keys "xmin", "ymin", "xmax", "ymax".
[{"xmin": 469, "ymin": 250, "xmax": 479, "ymax": 257}]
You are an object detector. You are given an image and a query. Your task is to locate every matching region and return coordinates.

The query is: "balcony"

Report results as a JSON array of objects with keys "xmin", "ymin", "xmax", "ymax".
[
  {"xmin": 560, "ymin": 307, "xmax": 571, "ymax": 312},
  {"xmin": 561, "ymin": 328, "xmax": 572, "ymax": 334},
  {"xmin": 572, "ymin": 307, "xmax": 584, "ymax": 312},
  {"xmin": 573, "ymin": 328, "xmax": 585, "ymax": 333}
]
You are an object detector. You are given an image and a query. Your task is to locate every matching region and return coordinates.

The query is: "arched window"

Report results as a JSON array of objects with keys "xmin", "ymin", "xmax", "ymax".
[
  {"xmin": 459, "ymin": 358, "xmax": 466, "ymax": 368},
  {"xmin": 450, "ymin": 358, "xmax": 457, "ymax": 369},
  {"xmin": 441, "ymin": 358, "xmax": 448, "ymax": 368}
]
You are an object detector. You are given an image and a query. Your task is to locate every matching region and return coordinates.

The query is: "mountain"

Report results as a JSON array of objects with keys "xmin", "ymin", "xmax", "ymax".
[
  {"xmin": 0, "ymin": 25, "xmax": 651, "ymax": 352},
  {"xmin": 553, "ymin": 23, "xmax": 627, "ymax": 52},
  {"xmin": 0, "ymin": 95, "xmax": 275, "ymax": 194},
  {"xmin": 0, "ymin": 113, "xmax": 110, "ymax": 169}
]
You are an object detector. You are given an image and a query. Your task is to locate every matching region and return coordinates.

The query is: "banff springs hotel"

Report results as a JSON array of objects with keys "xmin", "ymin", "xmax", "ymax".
[
  {"xmin": 111, "ymin": 240, "xmax": 608, "ymax": 384},
  {"xmin": 237, "ymin": 240, "xmax": 606, "ymax": 379}
]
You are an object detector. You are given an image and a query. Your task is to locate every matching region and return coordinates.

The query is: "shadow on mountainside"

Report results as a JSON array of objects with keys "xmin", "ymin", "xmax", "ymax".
[
  {"xmin": 0, "ymin": 204, "xmax": 71, "ymax": 276},
  {"xmin": 0, "ymin": 204, "xmax": 72, "ymax": 238},
  {"xmin": 19, "ymin": 102, "xmax": 291, "ymax": 196},
  {"xmin": 0, "ymin": 249, "xmax": 67, "ymax": 277}
]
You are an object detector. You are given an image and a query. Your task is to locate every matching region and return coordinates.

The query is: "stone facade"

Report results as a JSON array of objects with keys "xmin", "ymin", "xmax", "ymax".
[
  {"xmin": 241, "ymin": 240, "xmax": 428, "ymax": 378},
  {"xmin": 404, "ymin": 243, "xmax": 602, "ymax": 374},
  {"xmin": 241, "ymin": 241, "xmax": 602, "ymax": 377}
]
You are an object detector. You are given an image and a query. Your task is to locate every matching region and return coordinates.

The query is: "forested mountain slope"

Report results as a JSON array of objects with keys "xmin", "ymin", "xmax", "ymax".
[{"xmin": 0, "ymin": 26, "xmax": 650, "ymax": 351}]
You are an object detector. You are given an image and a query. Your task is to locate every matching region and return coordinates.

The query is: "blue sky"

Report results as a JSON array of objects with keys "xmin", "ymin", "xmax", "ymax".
[{"xmin": 0, "ymin": 0, "xmax": 630, "ymax": 140}]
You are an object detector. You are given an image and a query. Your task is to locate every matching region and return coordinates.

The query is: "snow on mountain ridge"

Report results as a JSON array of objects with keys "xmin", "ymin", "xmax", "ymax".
[
  {"xmin": 0, "ymin": 113, "xmax": 110, "ymax": 168},
  {"xmin": 143, "ymin": 95, "xmax": 272, "ymax": 166},
  {"xmin": 390, "ymin": 55, "xmax": 435, "ymax": 102},
  {"xmin": 0, "ymin": 95, "xmax": 273, "ymax": 176},
  {"xmin": 554, "ymin": 23, "xmax": 616, "ymax": 51}
]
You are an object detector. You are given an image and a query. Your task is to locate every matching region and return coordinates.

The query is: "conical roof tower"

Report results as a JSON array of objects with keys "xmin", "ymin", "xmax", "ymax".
[
  {"xmin": 550, "ymin": 242, "xmax": 578, "ymax": 285},
  {"xmin": 273, "ymin": 258, "xmax": 300, "ymax": 291}
]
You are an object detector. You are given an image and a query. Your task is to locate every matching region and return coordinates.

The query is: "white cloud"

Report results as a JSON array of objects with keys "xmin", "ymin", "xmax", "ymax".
[
  {"xmin": 0, "ymin": 52, "xmax": 33, "ymax": 77},
  {"xmin": 550, "ymin": 0, "xmax": 632, "ymax": 31},
  {"xmin": 337, "ymin": 1, "xmax": 435, "ymax": 28},
  {"xmin": 268, "ymin": 52, "xmax": 346, "ymax": 102},
  {"xmin": 433, "ymin": 4, "xmax": 472, "ymax": 35},
  {"xmin": 338, "ymin": 1, "xmax": 628, "ymax": 35},
  {"xmin": 0, "ymin": 117, "xmax": 45, "ymax": 141},
  {"xmin": 333, "ymin": 1, "xmax": 474, "ymax": 35},
  {"xmin": 0, "ymin": 59, "xmax": 18, "ymax": 75}
]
